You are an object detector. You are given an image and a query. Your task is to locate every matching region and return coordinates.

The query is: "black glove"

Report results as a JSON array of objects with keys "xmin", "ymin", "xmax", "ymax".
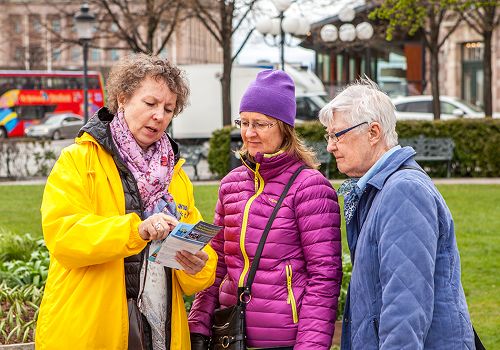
[{"xmin": 190, "ymin": 332, "xmax": 211, "ymax": 350}]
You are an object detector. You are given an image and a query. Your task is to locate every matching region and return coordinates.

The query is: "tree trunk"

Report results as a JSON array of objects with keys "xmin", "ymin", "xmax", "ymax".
[
  {"xmin": 483, "ymin": 29, "xmax": 493, "ymax": 118},
  {"xmin": 221, "ymin": 45, "xmax": 232, "ymax": 127},
  {"xmin": 219, "ymin": 1, "xmax": 233, "ymax": 127},
  {"xmin": 430, "ymin": 46, "xmax": 441, "ymax": 120}
]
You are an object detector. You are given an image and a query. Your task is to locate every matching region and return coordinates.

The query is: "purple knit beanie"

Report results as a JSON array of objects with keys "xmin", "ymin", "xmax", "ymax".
[{"xmin": 239, "ymin": 69, "xmax": 296, "ymax": 126}]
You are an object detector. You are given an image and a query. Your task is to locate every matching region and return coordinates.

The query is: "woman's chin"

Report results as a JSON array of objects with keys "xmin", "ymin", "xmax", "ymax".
[{"xmin": 135, "ymin": 136, "xmax": 156, "ymax": 149}]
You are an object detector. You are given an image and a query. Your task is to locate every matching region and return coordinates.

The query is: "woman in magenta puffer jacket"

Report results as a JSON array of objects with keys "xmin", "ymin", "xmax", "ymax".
[{"xmin": 188, "ymin": 70, "xmax": 342, "ymax": 350}]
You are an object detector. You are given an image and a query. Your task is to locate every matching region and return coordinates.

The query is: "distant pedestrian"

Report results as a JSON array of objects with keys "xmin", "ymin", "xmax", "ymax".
[
  {"xmin": 36, "ymin": 53, "xmax": 217, "ymax": 350},
  {"xmin": 188, "ymin": 69, "xmax": 342, "ymax": 349},
  {"xmin": 320, "ymin": 78, "xmax": 475, "ymax": 349}
]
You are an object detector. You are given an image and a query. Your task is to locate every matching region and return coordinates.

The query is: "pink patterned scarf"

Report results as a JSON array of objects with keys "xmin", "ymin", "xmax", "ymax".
[{"xmin": 109, "ymin": 111, "xmax": 178, "ymax": 218}]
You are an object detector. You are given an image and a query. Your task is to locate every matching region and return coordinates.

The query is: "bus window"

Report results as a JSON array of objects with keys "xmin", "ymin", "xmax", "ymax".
[
  {"xmin": 88, "ymin": 77, "xmax": 100, "ymax": 89},
  {"xmin": 0, "ymin": 77, "xmax": 16, "ymax": 95},
  {"xmin": 15, "ymin": 105, "xmax": 56, "ymax": 120}
]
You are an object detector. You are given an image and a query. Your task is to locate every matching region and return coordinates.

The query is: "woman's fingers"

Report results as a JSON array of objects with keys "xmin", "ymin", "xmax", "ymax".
[
  {"xmin": 176, "ymin": 250, "xmax": 208, "ymax": 275},
  {"xmin": 139, "ymin": 213, "xmax": 179, "ymax": 241}
]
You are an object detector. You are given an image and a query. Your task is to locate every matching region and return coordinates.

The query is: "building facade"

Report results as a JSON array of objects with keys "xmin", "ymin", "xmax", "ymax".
[
  {"xmin": 0, "ymin": 0, "xmax": 222, "ymax": 72},
  {"xmin": 302, "ymin": 4, "xmax": 499, "ymax": 113}
]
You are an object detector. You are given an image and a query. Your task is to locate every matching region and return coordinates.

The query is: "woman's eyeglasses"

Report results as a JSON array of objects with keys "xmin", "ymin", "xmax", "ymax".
[
  {"xmin": 235, "ymin": 119, "xmax": 277, "ymax": 131},
  {"xmin": 324, "ymin": 122, "xmax": 368, "ymax": 143}
]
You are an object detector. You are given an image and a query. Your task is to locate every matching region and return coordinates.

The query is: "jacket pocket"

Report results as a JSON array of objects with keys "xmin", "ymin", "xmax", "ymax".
[
  {"xmin": 219, "ymin": 274, "xmax": 229, "ymax": 290},
  {"xmin": 285, "ymin": 264, "xmax": 299, "ymax": 324}
]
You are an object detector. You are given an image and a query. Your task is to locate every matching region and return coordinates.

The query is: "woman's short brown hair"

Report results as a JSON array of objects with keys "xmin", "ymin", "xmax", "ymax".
[
  {"xmin": 106, "ymin": 53, "xmax": 189, "ymax": 116},
  {"xmin": 239, "ymin": 120, "xmax": 320, "ymax": 169}
]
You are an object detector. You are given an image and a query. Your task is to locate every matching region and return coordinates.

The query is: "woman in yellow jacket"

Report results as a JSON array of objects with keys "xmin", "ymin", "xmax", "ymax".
[{"xmin": 35, "ymin": 53, "xmax": 217, "ymax": 350}]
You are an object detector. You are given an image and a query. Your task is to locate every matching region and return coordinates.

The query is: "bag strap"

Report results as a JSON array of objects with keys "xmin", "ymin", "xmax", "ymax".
[
  {"xmin": 241, "ymin": 165, "xmax": 307, "ymax": 300},
  {"xmin": 474, "ymin": 326, "xmax": 485, "ymax": 350},
  {"xmin": 398, "ymin": 164, "xmax": 427, "ymax": 174}
]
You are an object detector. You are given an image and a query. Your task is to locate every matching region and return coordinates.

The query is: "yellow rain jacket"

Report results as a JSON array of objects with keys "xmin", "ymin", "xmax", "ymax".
[{"xmin": 35, "ymin": 132, "xmax": 217, "ymax": 350}]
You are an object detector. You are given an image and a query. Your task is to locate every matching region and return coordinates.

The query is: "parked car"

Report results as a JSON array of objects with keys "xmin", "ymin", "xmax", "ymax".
[
  {"xmin": 392, "ymin": 95, "xmax": 499, "ymax": 120},
  {"xmin": 25, "ymin": 113, "xmax": 83, "ymax": 140}
]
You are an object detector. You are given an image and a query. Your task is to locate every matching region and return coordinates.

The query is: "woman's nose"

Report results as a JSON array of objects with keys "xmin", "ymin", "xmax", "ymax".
[
  {"xmin": 326, "ymin": 141, "xmax": 336, "ymax": 154},
  {"xmin": 152, "ymin": 108, "xmax": 165, "ymax": 121},
  {"xmin": 244, "ymin": 125, "xmax": 257, "ymax": 137}
]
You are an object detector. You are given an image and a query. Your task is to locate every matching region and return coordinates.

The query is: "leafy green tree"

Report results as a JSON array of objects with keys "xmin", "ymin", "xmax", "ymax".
[
  {"xmin": 370, "ymin": 0, "xmax": 462, "ymax": 120},
  {"xmin": 460, "ymin": 1, "xmax": 500, "ymax": 118}
]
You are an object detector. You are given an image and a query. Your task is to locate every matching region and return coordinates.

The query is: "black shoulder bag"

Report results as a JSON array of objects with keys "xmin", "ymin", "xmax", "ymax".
[{"xmin": 210, "ymin": 165, "xmax": 307, "ymax": 350}]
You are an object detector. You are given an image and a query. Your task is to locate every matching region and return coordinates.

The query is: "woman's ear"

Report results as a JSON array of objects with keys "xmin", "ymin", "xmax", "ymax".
[
  {"xmin": 368, "ymin": 122, "xmax": 382, "ymax": 145},
  {"xmin": 117, "ymin": 94, "xmax": 126, "ymax": 111}
]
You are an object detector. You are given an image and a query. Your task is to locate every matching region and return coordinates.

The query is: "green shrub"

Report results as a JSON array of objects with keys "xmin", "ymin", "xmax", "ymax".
[
  {"xmin": 208, "ymin": 126, "xmax": 232, "ymax": 178},
  {"xmin": 0, "ymin": 230, "xmax": 49, "ymax": 288},
  {"xmin": 0, "ymin": 282, "xmax": 43, "ymax": 344},
  {"xmin": 396, "ymin": 119, "xmax": 500, "ymax": 177},
  {"xmin": 207, "ymin": 119, "xmax": 500, "ymax": 178},
  {"xmin": 0, "ymin": 230, "xmax": 39, "ymax": 262}
]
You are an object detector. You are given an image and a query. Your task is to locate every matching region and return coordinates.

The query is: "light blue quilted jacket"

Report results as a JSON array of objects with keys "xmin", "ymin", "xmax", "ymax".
[{"xmin": 341, "ymin": 147, "xmax": 475, "ymax": 350}]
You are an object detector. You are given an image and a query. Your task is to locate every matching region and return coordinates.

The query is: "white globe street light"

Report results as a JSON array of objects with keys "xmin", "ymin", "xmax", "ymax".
[
  {"xmin": 273, "ymin": 0, "xmax": 293, "ymax": 12},
  {"xmin": 319, "ymin": 6, "xmax": 375, "ymax": 77},
  {"xmin": 356, "ymin": 22, "xmax": 375, "ymax": 41},
  {"xmin": 256, "ymin": 1, "xmax": 309, "ymax": 70},
  {"xmin": 339, "ymin": 24, "xmax": 356, "ymax": 42},
  {"xmin": 338, "ymin": 6, "xmax": 356, "ymax": 22},
  {"xmin": 320, "ymin": 7, "xmax": 373, "ymax": 43},
  {"xmin": 320, "ymin": 24, "xmax": 338, "ymax": 43}
]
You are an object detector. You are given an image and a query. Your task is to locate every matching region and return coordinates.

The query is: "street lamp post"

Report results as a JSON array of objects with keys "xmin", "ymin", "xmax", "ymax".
[
  {"xmin": 74, "ymin": 2, "xmax": 95, "ymax": 124},
  {"xmin": 256, "ymin": 0, "xmax": 310, "ymax": 71}
]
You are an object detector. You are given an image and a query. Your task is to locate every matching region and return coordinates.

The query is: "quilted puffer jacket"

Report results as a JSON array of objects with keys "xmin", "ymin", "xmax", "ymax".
[
  {"xmin": 341, "ymin": 147, "xmax": 474, "ymax": 350},
  {"xmin": 189, "ymin": 151, "xmax": 342, "ymax": 349}
]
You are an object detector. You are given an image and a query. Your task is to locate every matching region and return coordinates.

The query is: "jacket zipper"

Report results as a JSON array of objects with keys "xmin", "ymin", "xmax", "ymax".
[
  {"xmin": 286, "ymin": 264, "xmax": 299, "ymax": 323},
  {"xmin": 238, "ymin": 163, "xmax": 265, "ymax": 288}
]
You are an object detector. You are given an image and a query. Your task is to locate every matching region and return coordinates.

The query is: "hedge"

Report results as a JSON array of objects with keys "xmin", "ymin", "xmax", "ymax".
[{"xmin": 207, "ymin": 119, "xmax": 500, "ymax": 178}]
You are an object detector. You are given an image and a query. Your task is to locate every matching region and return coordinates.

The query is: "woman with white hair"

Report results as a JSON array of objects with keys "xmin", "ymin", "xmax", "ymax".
[{"xmin": 319, "ymin": 78, "xmax": 475, "ymax": 349}]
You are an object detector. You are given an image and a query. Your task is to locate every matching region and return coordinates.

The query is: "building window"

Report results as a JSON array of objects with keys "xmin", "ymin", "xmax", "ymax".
[
  {"xmin": 160, "ymin": 47, "xmax": 168, "ymax": 58},
  {"xmin": 71, "ymin": 47, "xmax": 80, "ymax": 62},
  {"xmin": 463, "ymin": 42, "xmax": 484, "ymax": 62},
  {"xmin": 110, "ymin": 49, "xmax": 120, "ymax": 61},
  {"xmin": 91, "ymin": 48, "xmax": 101, "ymax": 61},
  {"xmin": 52, "ymin": 49, "xmax": 61, "ymax": 62},
  {"xmin": 32, "ymin": 16, "xmax": 42, "ymax": 33},
  {"xmin": 14, "ymin": 47, "xmax": 24, "ymax": 62},
  {"xmin": 12, "ymin": 16, "xmax": 22, "ymax": 34},
  {"xmin": 462, "ymin": 42, "xmax": 484, "ymax": 108},
  {"xmin": 52, "ymin": 18, "xmax": 61, "ymax": 33}
]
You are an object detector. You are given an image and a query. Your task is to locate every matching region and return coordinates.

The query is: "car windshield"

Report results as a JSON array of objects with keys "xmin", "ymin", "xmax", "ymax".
[
  {"xmin": 309, "ymin": 95, "xmax": 328, "ymax": 108},
  {"xmin": 41, "ymin": 115, "xmax": 66, "ymax": 125},
  {"xmin": 453, "ymin": 98, "xmax": 484, "ymax": 113}
]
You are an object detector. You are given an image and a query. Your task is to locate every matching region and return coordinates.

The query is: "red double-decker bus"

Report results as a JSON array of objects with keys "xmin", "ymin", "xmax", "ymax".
[{"xmin": 0, "ymin": 70, "xmax": 105, "ymax": 138}]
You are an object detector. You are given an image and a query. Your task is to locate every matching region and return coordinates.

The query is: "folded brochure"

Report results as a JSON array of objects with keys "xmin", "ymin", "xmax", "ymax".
[{"xmin": 148, "ymin": 221, "xmax": 221, "ymax": 269}]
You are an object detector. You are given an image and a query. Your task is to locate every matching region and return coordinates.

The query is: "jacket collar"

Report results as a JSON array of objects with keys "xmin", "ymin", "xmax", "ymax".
[
  {"xmin": 78, "ymin": 107, "xmax": 181, "ymax": 164},
  {"xmin": 242, "ymin": 150, "xmax": 302, "ymax": 181},
  {"xmin": 367, "ymin": 146, "xmax": 417, "ymax": 190}
]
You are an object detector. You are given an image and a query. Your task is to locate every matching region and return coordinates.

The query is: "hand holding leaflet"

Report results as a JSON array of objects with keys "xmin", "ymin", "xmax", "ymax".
[{"xmin": 148, "ymin": 221, "xmax": 221, "ymax": 269}]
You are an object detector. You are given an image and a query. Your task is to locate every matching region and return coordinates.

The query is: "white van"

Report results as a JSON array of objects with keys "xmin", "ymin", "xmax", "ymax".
[{"xmin": 172, "ymin": 64, "xmax": 327, "ymax": 140}]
